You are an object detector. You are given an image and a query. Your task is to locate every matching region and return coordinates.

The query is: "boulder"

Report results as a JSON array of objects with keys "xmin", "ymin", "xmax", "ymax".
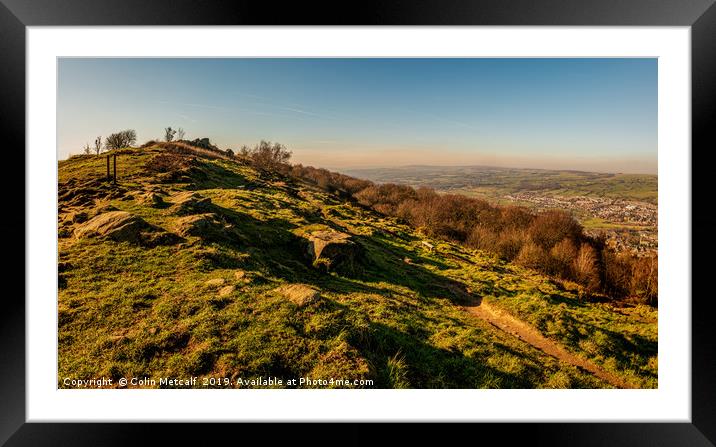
[
  {"xmin": 169, "ymin": 191, "xmax": 213, "ymax": 215},
  {"xmin": 74, "ymin": 211, "xmax": 151, "ymax": 243},
  {"xmin": 174, "ymin": 213, "xmax": 223, "ymax": 238},
  {"xmin": 139, "ymin": 191, "xmax": 165, "ymax": 208},
  {"xmin": 302, "ymin": 229, "xmax": 363, "ymax": 276},
  {"xmin": 205, "ymin": 278, "xmax": 226, "ymax": 288},
  {"xmin": 275, "ymin": 284, "xmax": 320, "ymax": 307},
  {"xmin": 182, "ymin": 137, "xmax": 219, "ymax": 151},
  {"xmin": 218, "ymin": 285, "xmax": 236, "ymax": 297}
]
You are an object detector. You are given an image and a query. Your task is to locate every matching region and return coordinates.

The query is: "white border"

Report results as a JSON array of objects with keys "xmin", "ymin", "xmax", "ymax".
[{"xmin": 27, "ymin": 27, "xmax": 691, "ymax": 422}]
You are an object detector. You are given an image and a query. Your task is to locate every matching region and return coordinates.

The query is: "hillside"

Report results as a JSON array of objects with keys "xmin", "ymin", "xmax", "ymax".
[{"xmin": 57, "ymin": 145, "xmax": 657, "ymax": 389}]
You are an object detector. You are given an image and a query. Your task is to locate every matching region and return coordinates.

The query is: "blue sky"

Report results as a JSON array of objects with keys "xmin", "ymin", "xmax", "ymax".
[{"xmin": 58, "ymin": 58, "xmax": 657, "ymax": 173}]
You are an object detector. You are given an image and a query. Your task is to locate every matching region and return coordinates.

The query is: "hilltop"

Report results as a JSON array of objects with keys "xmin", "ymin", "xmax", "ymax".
[{"xmin": 57, "ymin": 143, "xmax": 657, "ymax": 389}]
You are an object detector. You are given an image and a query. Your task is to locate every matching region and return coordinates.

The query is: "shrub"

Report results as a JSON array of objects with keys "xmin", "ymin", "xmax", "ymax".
[
  {"xmin": 573, "ymin": 243, "xmax": 600, "ymax": 291},
  {"xmin": 495, "ymin": 229, "xmax": 528, "ymax": 261},
  {"xmin": 241, "ymin": 140, "xmax": 292, "ymax": 172},
  {"xmin": 500, "ymin": 206, "xmax": 534, "ymax": 231},
  {"xmin": 602, "ymin": 250, "xmax": 632, "ymax": 298},
  {"xmin": 466, "ymin": 225, "xmax": 498, "ymax": 252},
  {"xmin": 354, "ymin": 184, "xmax": 416, "ymax": 215},
  {"xmin": 550, "ymin": 238, "xmax": 578, "ymax": 278},
  {"xmin": 515, "ymin": 241, "xmax": 550, "ymax": 270},
  {"xmin": 631, "ymin": 254, "xmax": 658, "ymax": 305},
  {"xmin": 529, "ymin": 210, "xmax": 582, "ymax": 250}
]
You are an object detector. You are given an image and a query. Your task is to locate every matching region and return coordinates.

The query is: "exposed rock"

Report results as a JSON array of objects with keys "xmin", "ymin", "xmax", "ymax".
[
  {"xmin": 218, "ymin": 285, "xmax": 235, "ymax": 297},
  {"xmin": 275, "ymin": 284, "xmax": 320, "ymax": 307},
  {"xmin": 205, "ymin": 278, "xmax": 226, "ymax": 288},
  {"xmin": 74, "ymin": 211, "xmax": 151, "ymax": 243},
  {"xmin": 141, "ymin": 230, "xmax": 182, "ymax": 247},
  {"xmin": 95, "ymin": 204, "xmax": 119, "ymax": 214},
  {"xmin": 181, "ymin": 137, "xmax": 219, "ymax": 151},
  {"xmin": 169, "ymin": 191, "xmax": 213, "ymax": 215},
  {"xmin": 174, "ymin": 213, "xmax": 223, "ymax": 238},
  {"xmin": 302, "ymin": 229, "xmax": 363, "ymax": 276},
  {"xmin": 108, "ymin": 189, "xmax": 128, "ymax": 199},
  {"xmin": 234, "ymin": 270, "xmax": 246, "ymax": 281},
  {"xmin": 139, "ymin": 191, "xmax": 165, "ymax": 208},
  {"xmin": 70, "ymin": 211, "xmax": 89, "ymax": 224}
]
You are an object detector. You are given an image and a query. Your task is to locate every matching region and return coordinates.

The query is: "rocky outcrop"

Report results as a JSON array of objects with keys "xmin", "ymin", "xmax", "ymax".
[
  {"xmin": 301, "ymin": 229, "xmax": 363, "ymax": 276},
  {"xmin": 179, "ymin": 137, "xmax": 220, "ymax": 152},
  {"xmin": 74, "ymin": 210, "xmax": 180, "ymax": 246},
  {"xmin": 74, "ymin": 211, "xmax": 151, "ymax": 243},
  {"xmin": 275, "ymin": 284, "xmax": 320, "ymax": 307},
  {"xmin": 174, "ymin": 213, "xmax": 224, "ymax": 238},
  {"xmin": 169, "ymin": 191, "xmax": 213, "ymax": 215},
  {"xmin": 139, "ymin": 191, "xmax": 166, "ymax": 208}
]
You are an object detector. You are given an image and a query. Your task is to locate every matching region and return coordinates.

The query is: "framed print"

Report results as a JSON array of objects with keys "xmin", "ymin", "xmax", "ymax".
[{"xmin": 3, "ymin": 0, "xmax": 715, "ymax": 445}]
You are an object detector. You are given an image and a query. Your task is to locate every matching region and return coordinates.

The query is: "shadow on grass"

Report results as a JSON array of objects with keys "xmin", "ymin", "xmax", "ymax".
[
  {"xmin": 200, "ymin": 200, "xmax": 494, "ymax": 310},
  {"xmin": 308, "ymin": 299, "xmax": 541, "ymax": 389}
]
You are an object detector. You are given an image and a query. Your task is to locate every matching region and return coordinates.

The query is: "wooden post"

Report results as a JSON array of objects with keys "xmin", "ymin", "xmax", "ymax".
[
  {"xmin": 113, "ymin": 154, "xmax": 117, "ymax": 184},
  {"xmin": 106, "ymin": 155, "xmax": 110, "ymax": 181}
]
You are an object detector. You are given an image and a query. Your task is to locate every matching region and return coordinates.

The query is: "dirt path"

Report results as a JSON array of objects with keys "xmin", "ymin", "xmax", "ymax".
[{"xmin": 463, "ymin": 301, "xmax": 634, "ymax": 389}]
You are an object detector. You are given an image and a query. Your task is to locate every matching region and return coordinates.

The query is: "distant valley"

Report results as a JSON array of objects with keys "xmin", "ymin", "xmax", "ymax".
[{"xmin": 344, "ymin": 165, "xmax": 658, "ymax": 254}]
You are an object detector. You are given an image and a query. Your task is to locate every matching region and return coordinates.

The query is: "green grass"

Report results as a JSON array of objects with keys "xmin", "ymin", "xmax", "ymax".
[
  {"xmin": 58, "ymin": 147, "xmax": 657, "ymax": 389},
  {"xmin": 580, "ymin": 216, "xmax": 652, "ymax": 231}
]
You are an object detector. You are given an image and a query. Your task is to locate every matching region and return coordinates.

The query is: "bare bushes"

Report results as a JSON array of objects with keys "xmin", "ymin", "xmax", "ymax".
[{"xmin": 240, "ymin": 141, "xmax": 292, "ymax": 173}]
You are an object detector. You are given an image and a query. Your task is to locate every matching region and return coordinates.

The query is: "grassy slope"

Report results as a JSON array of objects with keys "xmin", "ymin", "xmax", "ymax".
[{"xmin": 58, "ymin": 148, "xmax": 657, "ymax": 388}]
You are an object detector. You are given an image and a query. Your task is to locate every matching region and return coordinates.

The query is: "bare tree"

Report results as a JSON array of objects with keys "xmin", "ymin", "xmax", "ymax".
[
  {"xmin": 94, "ymin": 136, "xmax": 102, "ymax": 155},
  {"xmin": 175, "ymin": 128, "xmax": 185, "ymax": 140},
  {"xmin": 83, "ymin": 143, "xmax": 92, "ymax": 155},
  {"xmin": 164, "ymin": 127, "xmax": 177, "ymax": 142},
  {"xmin": 105, "ymin": 129, "xmax": 137, "ymax": 150}
]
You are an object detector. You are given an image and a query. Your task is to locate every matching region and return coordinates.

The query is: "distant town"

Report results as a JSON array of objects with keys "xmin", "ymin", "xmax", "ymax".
[{"xmin": 503, "ymin": 192, "xmax": 657, "ymax": 255}]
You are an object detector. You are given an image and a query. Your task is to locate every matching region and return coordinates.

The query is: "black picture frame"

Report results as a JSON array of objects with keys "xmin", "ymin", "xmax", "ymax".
[{"xmin": 2, "ymin": 0, "xmax": 714, "ymax": 445}]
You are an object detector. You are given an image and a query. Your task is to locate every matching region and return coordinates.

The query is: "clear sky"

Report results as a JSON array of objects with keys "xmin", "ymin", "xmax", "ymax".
[{"xmin": 58, "ymin": 58, "xmax": 657, "ymax": 174}]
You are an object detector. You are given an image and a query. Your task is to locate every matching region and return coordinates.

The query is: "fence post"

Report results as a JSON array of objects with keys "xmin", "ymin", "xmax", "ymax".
[
  {"xmin": 106, "ymin": 155, "xmax": 110, "ymax": 181},
  {"xmin": 113, "ymin": 154, "xmax": 117, "ymax": 184}
]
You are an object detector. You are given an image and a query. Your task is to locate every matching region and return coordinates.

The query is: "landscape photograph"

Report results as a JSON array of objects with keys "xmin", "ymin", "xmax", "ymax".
[{"xmin": 57, "ymin": 58, "xmax": 657, "ymax": 389}]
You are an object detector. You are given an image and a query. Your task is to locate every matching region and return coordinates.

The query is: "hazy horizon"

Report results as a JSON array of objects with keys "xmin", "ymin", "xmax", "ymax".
[{"xmin": 58, "ymin": 58, "xmax": 657, "ymax": 174}]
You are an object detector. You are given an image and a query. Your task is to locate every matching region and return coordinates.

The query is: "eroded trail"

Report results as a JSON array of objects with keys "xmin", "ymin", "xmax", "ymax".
[{"xmin": 464, "ymin": 301, "xmax": 634, "ymax": 389}]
